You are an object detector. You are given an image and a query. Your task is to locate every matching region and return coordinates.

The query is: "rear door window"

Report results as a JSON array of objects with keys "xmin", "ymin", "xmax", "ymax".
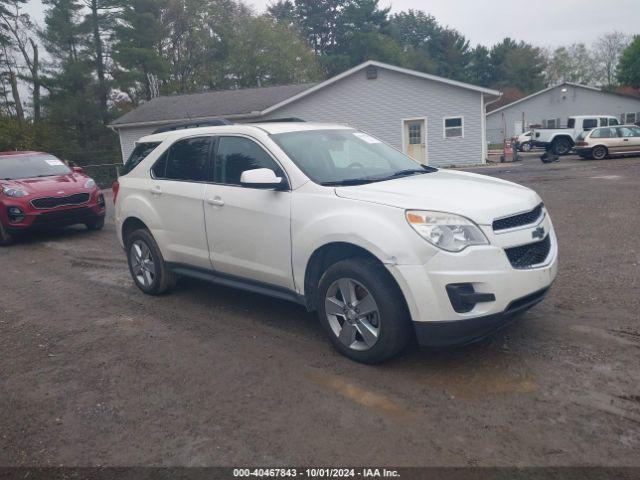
[
  {"xmin": 122, "ymin": 142, "xmax": 161, "ymax": 175},
  {"xmin": 593, "ymin": 128, "xmax": 618, "ymax": 138},
  {"xmin": 153, "ymin": 137, "xmax": 212, "ymax": 182}
]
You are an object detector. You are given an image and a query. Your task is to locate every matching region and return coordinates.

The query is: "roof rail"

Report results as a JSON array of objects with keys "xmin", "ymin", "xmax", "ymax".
[
  {"xmin": 251, "ymin": 118, "xmax": 306, "ymax": 124},
  {"xmin": 153, "ymin": 118, "xmax": 233, "ymax": 134}
]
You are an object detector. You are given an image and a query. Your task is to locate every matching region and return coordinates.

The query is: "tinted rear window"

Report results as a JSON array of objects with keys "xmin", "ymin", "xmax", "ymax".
[
  {"xmin": 121, "ymin": 142, "xmax": 161, "ymax": 175},
  {"xmin": 0, "ymin": 154, "xmax": 71, "ymax": 180}
]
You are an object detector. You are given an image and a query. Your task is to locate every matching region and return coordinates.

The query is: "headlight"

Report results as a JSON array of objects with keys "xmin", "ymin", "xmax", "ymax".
[
  {"xmin": 1, "ymin": 186, "xmax": 28, "ymax": 198},
  {"xmin": 406, "ymin": 210, "xmax": 489, "ymax": 252},
  {"xmin": 84, "ymin": 179, "xmax": 96, "ymax": 189}
]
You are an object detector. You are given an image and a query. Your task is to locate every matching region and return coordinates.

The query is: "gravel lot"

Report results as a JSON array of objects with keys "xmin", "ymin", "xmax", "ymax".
[{"xmin": 1, "ymin": 154, "xmax": 639, "ymax": 467}]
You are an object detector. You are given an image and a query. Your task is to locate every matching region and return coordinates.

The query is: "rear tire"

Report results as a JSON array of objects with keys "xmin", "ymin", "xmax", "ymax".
[
  {"xmin": 317, "ymin": 258, "xmax": 411, "ymax": 364},
  {"xmin": 0, "ymin": 221, "xmax": 14, "ymax": 247},
  {"xmin": 125, "ymin": 228, "xmax": 176, "ymax": 295},
  {"xmin": 551, "ymin": 137, "xmax": 572, "ymax": 156},
  {"xmin": 591, "ymin": 145, "xmax": 608, "ymax": 160}
]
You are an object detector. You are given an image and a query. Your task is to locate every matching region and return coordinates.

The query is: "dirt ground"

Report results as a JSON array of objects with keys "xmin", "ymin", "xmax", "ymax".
[{"xmin": 1, "ymin": 154, "xmax": 639, "ymax": 467}]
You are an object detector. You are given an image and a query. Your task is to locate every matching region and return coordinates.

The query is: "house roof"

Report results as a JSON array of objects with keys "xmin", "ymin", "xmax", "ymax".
[
  {"xmin": 486, "ymin": 82, "xmax": 630, "ymax": 116},
  {"xmin": 111, "ymin": 60, "xmax": 500, "ymax": 129},
  {"xmin": 111, "ymin": 83, "xmax": 316, "ymax": 128}
]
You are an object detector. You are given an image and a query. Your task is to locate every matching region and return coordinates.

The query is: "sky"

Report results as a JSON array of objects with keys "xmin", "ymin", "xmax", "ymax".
[{"xmin": 24, "ymin": 0, "xmax": 640, "ymax": 48}]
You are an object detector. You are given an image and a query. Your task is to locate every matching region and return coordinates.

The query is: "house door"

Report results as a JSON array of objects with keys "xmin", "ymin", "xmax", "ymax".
[
  {"xmin": 514, "ymin": 121, "xmax": 523, "ymax": 135},
  {"xmin": 403, "ymin": 119, "xmax": 427, "ymax": 164}
]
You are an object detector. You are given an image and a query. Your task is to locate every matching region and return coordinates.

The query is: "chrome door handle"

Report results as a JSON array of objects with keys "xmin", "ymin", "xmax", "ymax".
[
  {"xmin": 206, "ymin": 197, "xmax": 225, "ymax": 207},
  {"xmin": 150, "ymin": 186, "xmax": 162, "ymax": 196}
]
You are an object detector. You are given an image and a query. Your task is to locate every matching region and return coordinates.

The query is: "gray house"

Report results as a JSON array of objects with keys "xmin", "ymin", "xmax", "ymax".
[
  {"xmin": 486, "ymin": 82, "xmax": 640, "ymax": 144},
  {"xmin": 111, "ymin": 61, "xmax": 499, "ymax": 167}
]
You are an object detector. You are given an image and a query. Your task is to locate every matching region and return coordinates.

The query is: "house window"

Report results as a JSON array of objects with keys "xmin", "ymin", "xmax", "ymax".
[
  {"xmin": 622, "ymin": 113, "xmax": 639, "ymax": 124},
  {"xmin": 408, "ymin": 122, "xmax": 422, "ymax": 144},
  {"xmin": 444, "ymin": 116, "xmax": 463, "ymax": 138},
  {"xmin": 543, "ymin": 118, "xmax": 559, "ymax": 128}
]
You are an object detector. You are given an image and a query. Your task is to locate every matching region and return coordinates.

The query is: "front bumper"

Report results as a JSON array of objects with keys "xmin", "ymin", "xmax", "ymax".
[
  {"xmin": 2, "ymin": 194, "xmax": 105, "ymax": 233},
  {"xmin": 413, "ymin": 287, "xmax": 550, "ymax": 347},
  {"xmin": 387, "ymin": 213, "xmax": 558, "ymax": 346}
]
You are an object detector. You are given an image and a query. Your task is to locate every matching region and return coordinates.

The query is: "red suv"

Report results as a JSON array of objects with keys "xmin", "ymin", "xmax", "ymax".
[{"xmin": 0, "ymin": 151, "xmax": 106, "ymax": 246}]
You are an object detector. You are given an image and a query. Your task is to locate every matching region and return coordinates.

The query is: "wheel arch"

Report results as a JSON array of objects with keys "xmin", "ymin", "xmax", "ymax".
[
  {"xmin": 552, "ymin": 134, "xmax": 574, "ymax": 146},
  {"xmin": 121, "ymin": 216, "xmax": 150, "ymax": 244},
  {"xmin": 302, "ymin": 242, "xmax": 404, "ymax": 312}
]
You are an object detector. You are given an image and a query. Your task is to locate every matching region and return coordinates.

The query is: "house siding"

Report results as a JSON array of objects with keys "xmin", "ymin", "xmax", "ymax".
[
  {"xmin": 262, "ymin": 68, "xmax": 485, "ymax": 167},
  {"xmin": 487, "ymin": 84, "xmax": 640, "ymax": 144},
  {"xmin": 115, "ymin": 66, "xmax": 487, "ymax": 166}
]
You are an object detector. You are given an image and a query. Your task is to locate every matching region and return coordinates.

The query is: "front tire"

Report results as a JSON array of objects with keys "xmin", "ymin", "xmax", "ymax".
[
  {"xmin": 551, "ymin": 137, "xmax": 572, "ymax": 156},
  {"xmin": 125, "ymin": 228, "xmax": 176, "ymax": 295},
  {"xmin": 0, "ymin": 221, "xmax": 14, "ymax": 247},
  {"xmin": 520, "ymin": 142, "xmax": 532, "ymax": 152},
  {"xmin": 317, "ymin": 259, "xmax": 411, "ymax": 364},
  {"xmin": 591, "ymin": 145, "xmax": 608, "ymax": 160},
  {"xmin": 85, "ymin": 217, "xmax": 105, "ymax": 231}
]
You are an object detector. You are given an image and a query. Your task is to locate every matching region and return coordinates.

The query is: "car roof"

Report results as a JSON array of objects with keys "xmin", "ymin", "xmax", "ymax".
[
  {"xmin": 136, "ymin": 122, "xmax": 354, "ymax": 144},
  {"xmin": 570, "ymin": 115, "xmax": 618, "ymax": 119},
  {"xmin": 0, "ymin": 151, "xmax": 44, "ymax": 157}
]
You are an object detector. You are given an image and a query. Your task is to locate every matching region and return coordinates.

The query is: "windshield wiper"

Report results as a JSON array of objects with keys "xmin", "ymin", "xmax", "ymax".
[
  {"xmin": 379, "ymin": 168, "xmax": 435, "ymax": 181},
  {"xmin": 321, "ymin": 178, "xmax": 379, "ymax": 186}
]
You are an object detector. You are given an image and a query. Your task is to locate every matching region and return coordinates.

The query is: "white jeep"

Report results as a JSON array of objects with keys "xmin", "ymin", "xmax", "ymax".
[
  {"xmin": 114, "ymin": 122, "xmax": 558, "ymax": 363},
  {"xmin": 532, "ymin": 115, "xmax": 620, "ymax": 155}
]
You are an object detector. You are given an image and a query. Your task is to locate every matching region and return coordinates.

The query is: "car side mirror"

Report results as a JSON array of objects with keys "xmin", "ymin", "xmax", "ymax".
[
  {"xmin": 72, "ymin": 166, "xmax": 85, "ymax": 174},
  {"xmin": 240, "ymin": 168, "xmax": 287, "ymax": 190}
]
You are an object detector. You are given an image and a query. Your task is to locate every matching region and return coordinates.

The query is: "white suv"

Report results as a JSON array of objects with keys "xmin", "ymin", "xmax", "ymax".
[{"xmin": 114, "ymin": 122, "xmax": 558, "ymax": 364}]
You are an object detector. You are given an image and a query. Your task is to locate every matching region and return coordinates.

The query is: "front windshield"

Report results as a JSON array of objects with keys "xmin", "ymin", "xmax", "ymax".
[
  {"xmin": 0, "ymin": 153, "xmax": 71, "ymax": 180},
  {"xmin": 272, "ymin": 129, "xmax": 436, "ymax": 185}
]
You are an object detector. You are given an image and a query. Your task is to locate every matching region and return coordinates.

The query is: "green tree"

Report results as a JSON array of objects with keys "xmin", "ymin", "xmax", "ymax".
[
  {"xmin": 40, "ymin": 0, "xmax": 118, "ymax": 162},
  {"xmin": 112, "ymin": 0, "xmax": 168, "ymax": 102},
  {"xmin": 228, "ymin": 14, "xmax": 321, "ymax": 88},
  {"xmin": 489, "ymin": 38, "xmax": 546, "ymax": 93},
  {"xmin": 617, "ymin": 35, "xmax": 640, "ymax": 89},
  {"xmin": 466, "ymin": 45, "xmax": 492, "ymax": 87},
  {"xmin": 81, "ymin": 0, "xmax": 120, "ymax": 120},
  {"xmin": 389, "ymin": 10, "xmax": 470, "ymax": 81},
  {"xmin": 545, "ymin": 43, "xmax": 597, "ymax": 86}
]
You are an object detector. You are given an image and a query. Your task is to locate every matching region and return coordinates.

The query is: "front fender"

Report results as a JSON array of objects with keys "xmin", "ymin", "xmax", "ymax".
[{"xmin": 291, "ymin": 196, "xmax": 437, "ymax": 294}]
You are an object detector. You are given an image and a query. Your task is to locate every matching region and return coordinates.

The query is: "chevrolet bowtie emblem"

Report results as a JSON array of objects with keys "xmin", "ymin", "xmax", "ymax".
[{"xmin": 532, "ymin": 226, "xmax": 545, "ymax": 240}]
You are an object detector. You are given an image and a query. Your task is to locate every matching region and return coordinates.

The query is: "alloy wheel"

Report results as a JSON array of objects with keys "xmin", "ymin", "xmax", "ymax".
[
  {"xmin": 592, "ymin": 146, "xmax": 607, "ymax": 160},
  {"xmin": 324, "ymin": 278, "xmax": 381, "ymax": 351},
  {"xmin": 130, "ymin": 240, "xmax": 156, "ymax": 288}
]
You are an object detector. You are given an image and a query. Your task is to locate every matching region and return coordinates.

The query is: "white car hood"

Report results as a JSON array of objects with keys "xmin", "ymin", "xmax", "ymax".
[{"xmin": 334, "ymin": 169, "xmax": 541, "ymax": 226}]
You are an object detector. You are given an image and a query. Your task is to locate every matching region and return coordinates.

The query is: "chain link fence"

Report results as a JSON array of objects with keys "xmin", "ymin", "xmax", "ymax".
[
  {"xmin": 80, "ymin": 163, "xmax": 122, "ymax": 189},
  {"xmin": 59, "ymin": 149, "xmax": 123, "ymax": 189}
]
